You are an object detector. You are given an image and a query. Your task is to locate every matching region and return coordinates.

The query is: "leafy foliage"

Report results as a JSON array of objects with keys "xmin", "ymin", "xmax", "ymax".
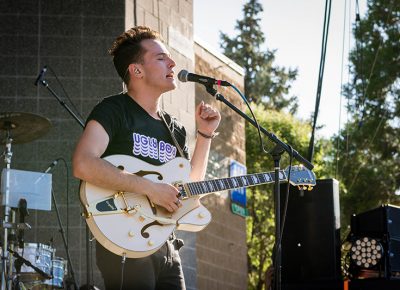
[{"xmin": 334, "ymin": 0, "xmax": 400, "ymax": 230}]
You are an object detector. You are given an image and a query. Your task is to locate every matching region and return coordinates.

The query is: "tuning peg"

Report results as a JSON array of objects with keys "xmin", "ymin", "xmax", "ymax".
[
  {"xmin": 303, "ymin": 186, "xmax": 308, "ymax": 190},
  {"xmin": 308, "ymin": 186, "xmax": 313, "ymax": 191}
]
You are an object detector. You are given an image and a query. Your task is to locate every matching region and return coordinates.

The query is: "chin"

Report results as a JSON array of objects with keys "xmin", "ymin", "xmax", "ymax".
[{"xmin": 165, "ymin": 81, "xmax": 177, "ymax": 91}]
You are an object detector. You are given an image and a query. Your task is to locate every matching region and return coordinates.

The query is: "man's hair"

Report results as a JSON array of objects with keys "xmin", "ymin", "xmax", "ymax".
[{"xmin": 109, "ymin": 26, "xmax": 162, "ymax": 84}]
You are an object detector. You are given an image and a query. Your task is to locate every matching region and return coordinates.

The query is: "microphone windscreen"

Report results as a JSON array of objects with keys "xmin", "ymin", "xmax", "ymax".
[{"xmin": 177, "ymin": 70, "xmax": 189, "ymax": 82}]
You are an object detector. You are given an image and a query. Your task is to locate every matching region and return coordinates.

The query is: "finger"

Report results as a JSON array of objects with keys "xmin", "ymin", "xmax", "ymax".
[
  {"xmin": 170, "ymin": 202, "xmax": 179, "ymax": 212},
  {"xmin": 205, "ymin": 110, "xmax": 219, "ymax": 118},
  {"xmin": 166, "ymin": 205, "xmax": 174, "ymax": 213},
  {"xmin": 196, "ymin": 101, "xmax": 204, "ymax": 115},
  {"xmin": 174, "ymin": 199, "xmax": 182, "ymax": 207}
]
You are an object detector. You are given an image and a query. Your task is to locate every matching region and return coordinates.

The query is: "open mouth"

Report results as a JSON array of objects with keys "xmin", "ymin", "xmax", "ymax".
[{"xmin": 166, "ymin": 72, "xmax": 174, "ymax": 79}]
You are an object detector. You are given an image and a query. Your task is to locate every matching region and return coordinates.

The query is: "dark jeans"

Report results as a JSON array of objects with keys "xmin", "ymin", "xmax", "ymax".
[{"xmin": 96, "ymin": 237, "xmax": 186, "ymax": 290}]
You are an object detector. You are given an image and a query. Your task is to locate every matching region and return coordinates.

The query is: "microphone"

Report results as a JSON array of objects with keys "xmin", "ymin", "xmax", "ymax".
[
  {"xmin": 178, "ymin": 70, "xmax": 231, "ymax": 87},
  {"xmin": 44, "ymin": 158, "xmax": 60, "ymax": 173},
  {"xmin": 34, "ymin": 158, "xmax": 60, "ymax": 185},
  {"xmin": 34, "ymin": 65, "xmax": 47, "ymax": 86}
]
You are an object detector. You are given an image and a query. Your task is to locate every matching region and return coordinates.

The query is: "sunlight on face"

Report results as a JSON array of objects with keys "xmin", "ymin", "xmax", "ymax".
[{"xmin": 139, "ymin": 39, "xmax": 177, "ymax": 93}]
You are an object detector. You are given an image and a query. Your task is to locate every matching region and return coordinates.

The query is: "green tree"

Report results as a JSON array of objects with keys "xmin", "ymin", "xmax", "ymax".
[
  {"xmin": 220, "ymin": 0, "xmax": 298, "ymax": 112},
  {"xmin": 245, "ymin": 104, "xmax": 329, "ymax": 290},
  {"xmin": 335, "ymin": 0, "xmax": 400, "ymax": 229}
]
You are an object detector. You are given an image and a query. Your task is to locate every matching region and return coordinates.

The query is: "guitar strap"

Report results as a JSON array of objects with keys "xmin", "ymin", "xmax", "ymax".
[{"xmin": 159, "ymin": 110, "xmax": 188, "ymax": 160}]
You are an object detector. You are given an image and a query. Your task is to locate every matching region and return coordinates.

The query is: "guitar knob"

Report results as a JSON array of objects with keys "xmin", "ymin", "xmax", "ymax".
[
  {"xmin": 198, "ymin": 212, "xmax": 205, "ymax": 219},
  {"xmin": 139, "ymin": 215, "xmax": 145, "ymax": 222},
  {"xmin": 148, "ymin": 240, "xmax": 154, "ymax": 246},
  {"xmin": 128, "ymin": 231, "xmax": 135, "ymax": 237}
]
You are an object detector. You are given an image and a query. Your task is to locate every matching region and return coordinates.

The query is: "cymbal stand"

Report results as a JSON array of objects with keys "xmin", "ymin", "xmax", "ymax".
[{"xmin": 1, "ymin": 124, "xmax": 14, "ymax": 290}]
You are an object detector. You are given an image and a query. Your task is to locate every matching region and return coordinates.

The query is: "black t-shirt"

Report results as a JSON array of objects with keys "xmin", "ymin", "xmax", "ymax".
[{"xmin": 87, "ymin": 93, "xmax": 189, "ymax": 165}]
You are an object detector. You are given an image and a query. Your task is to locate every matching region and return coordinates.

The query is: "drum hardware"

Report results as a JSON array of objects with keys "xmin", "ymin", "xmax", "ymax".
[
  {"xmin": 8, "ymin": 247, "xmax": 53, "ymax": 281},
  {"xmin": 0, "ymin": 112, "xmax": 51, "ymax": 290}
]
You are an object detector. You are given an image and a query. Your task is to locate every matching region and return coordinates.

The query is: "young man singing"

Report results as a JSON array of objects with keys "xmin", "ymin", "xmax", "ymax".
[{"xmin": 73, "ymin": 26, "xmax": 220, "ymax": 289}]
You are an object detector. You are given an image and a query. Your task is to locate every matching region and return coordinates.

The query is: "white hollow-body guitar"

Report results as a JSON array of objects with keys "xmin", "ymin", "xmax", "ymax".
[{"xmin": 80, "ymin": 155, "xmax": 316, "ymax": 258}]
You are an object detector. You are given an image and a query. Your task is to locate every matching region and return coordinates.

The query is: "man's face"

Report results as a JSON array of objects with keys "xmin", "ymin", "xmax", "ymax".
[{"xmin": 138, "ymin": 39, "xmax": 176, "ymax": 93}]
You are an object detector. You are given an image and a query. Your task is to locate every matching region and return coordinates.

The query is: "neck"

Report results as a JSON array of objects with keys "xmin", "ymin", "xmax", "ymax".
[{"xmin": 127, "ymin": 87, "xmax": 161, "ymax": 119}]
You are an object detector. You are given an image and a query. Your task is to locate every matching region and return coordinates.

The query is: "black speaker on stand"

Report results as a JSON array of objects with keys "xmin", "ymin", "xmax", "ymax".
[{"xmin": 280, "ymin": 179, "xmax": 342, "ymax": 290}]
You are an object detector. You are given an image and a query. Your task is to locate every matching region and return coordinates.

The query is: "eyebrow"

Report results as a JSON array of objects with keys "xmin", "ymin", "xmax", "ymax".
[{"xmin": 155, "ymin": 52, "xmax": 171, "ymax": 58}]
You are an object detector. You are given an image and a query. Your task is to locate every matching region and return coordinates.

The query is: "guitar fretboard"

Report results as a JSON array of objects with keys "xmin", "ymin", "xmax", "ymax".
[{"xmin": 185, "ymin": 170, "xmax": 287, "ymax": 196}]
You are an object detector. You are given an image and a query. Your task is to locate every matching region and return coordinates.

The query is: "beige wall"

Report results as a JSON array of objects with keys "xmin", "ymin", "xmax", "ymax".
[
  {"xmin": 194, "ymin": 40, "xmax": 248, "ymax": 290},
  {"xmin": 127, "ymin": 0, "xmax": 196, "ymax": 150}
]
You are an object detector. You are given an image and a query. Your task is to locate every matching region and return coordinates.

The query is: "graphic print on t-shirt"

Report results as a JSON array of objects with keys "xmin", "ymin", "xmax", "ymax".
[{"xmin": 133, "ymin": 132, "xmax": 177, "ymax": 163}]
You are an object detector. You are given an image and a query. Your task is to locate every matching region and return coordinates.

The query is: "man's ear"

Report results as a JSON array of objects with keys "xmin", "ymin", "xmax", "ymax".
[{"xmin": 128, "ymin": 64, "xmax": 143, "ymax": 79}]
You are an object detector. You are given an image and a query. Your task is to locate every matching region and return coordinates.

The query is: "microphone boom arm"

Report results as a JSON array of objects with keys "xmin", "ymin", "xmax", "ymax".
[{"xmin": 204, "ymin": 85, "xmax": 313, "ymax": 169}]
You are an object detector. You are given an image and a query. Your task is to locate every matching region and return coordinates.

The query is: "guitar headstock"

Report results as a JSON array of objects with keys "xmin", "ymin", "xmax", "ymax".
[{"xmin": 285, "ymin": 165, "xmax": 316, "ymax": 190}]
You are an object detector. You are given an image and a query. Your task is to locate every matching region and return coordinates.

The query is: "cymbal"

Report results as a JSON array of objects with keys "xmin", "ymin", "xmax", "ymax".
[{"xmin": 0, "ymin": 112, "xmax": 51, "ymax": 144}]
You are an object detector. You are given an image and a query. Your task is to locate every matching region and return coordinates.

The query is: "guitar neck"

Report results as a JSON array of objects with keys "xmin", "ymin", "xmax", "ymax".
[{"xmin": 185, "ymin": 170, "xmax": 287, "ymax": 196}]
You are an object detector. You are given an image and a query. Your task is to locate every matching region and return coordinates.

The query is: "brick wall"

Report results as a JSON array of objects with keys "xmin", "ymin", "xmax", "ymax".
[
  {"xmin": 194, "ymin": 40, "xmax": 248, "ymax": 290},
  {"xmin": 0, "ymin": 1, "xmax": 126, "ymax": 288}
]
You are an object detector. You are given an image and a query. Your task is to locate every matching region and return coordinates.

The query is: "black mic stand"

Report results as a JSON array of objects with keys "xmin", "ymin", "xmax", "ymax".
[
  {"xmin": 203, "ymin": 85, "xmax": 313, "ymax": 290},
  {"xmin": 36, "ymin": 77, "xmax": 83, "ymax": 289},
  {"xmin": 36, "ymin": 77, "xmax": 97, "ymax": 289},
  {"xmin": 37, "ymin": 79, "xmax": 85, "ymax": 128},
  {"xmin": 51, "ymin": 188, "xmax": 79, "ymax": 290}
]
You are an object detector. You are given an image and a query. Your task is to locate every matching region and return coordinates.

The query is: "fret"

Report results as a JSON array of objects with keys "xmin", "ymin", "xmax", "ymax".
[
  {"xmin": 199, "ymin": 181, "xmax": 207, "ymax": 193},
  {"xmin": 256, "ymin": 173, "xmax": 265, "ymax": 183},
  {"xmin": 225, "ymin": 178, "xmax": 232, "ymax": 189},
  {"xmin": 190, "ymin": 182, "xmax": 197, "ymax": 195},
  {"xmin": 186, "ymin": 183, "xmax": 193, "ymax": 196},
  {"xmin": 193, "ymin": 182, "xmax": 200, "ymax": 195},
  {"xmin": 263, "ymin": 173, "xmax": 271, "ymax": 182},
  {"xmin": 241, "ymin": 176, "xmax": 248, "ymax": 186},
  {"xmin": 212, "ymin": 180, "xmax": 220, "ymax": 191},
  {"xmin": 196, "ymin": 182, "xmax": 203, "ymax": 195},
  {"xmin": 244, "ymin": 176, "xmax": 251, "ymax": 186},
  {"xmin": 251, "ymin": 175, "xmax": 259, "ymax": 184},
  {"xmin": 227, "ymin": 178, "xmax": 234, "ymax": 189},
  {"xmin": 193, "ymin": 183, "xmax": 200, "ymax": 195},
  {"xmin": 201, "ymin": 181, "xmax": 208, "ymax": 193},
  {"xmin": 219, "ymin": 179, "xmax": 225, "ymax": 190},
  {"xmin": 260, "ymin": 173, "xmax": 267, "ymax": 183},
  {"xmin": 271, "ymin": 172, "xmax": 276, "ymax": 181},
  {"xmin": 236, "ymin": 177, "xmax": 244, "ymax": 187},
  {"xmin": 207, "ymin": 181, "xmax": 215, "ymax": 192},
  {"xmin": 232, "ymin": 178, "xmax": 238, "ymax": 188}
]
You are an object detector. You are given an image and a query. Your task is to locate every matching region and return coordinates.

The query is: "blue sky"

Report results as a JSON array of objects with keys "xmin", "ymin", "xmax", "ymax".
[{"xmin": 194, "ymin": 0, "xmax": 367, "ymax": 138}]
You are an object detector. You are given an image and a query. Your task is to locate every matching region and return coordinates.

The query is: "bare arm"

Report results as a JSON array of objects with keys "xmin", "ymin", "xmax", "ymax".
[
  {"xmin": 73, "ymin": 120, "xmax": 180, "ymax": 212},
  {"xmin": 190, "ymin": 101, "xmax": 221, "ymax": 181}
]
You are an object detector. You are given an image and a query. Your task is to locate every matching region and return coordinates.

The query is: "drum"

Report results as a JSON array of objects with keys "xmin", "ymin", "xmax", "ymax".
[
  {"xmin": 43, "ymin": 257, "xmax": 67, "ymax": 289},
  {"xmin": 16, "ymin": 243, "xmax": 55, "ymax": 282}
]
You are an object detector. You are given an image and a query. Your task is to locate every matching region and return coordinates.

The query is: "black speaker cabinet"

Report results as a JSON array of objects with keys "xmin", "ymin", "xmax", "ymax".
[
  {"xmin": 280, "ymin": 178, "xmax": 342, "ymax": 289},
  {"xmin": 351, "ymin": 204, "xmax": 400, "ymax": 279}
]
